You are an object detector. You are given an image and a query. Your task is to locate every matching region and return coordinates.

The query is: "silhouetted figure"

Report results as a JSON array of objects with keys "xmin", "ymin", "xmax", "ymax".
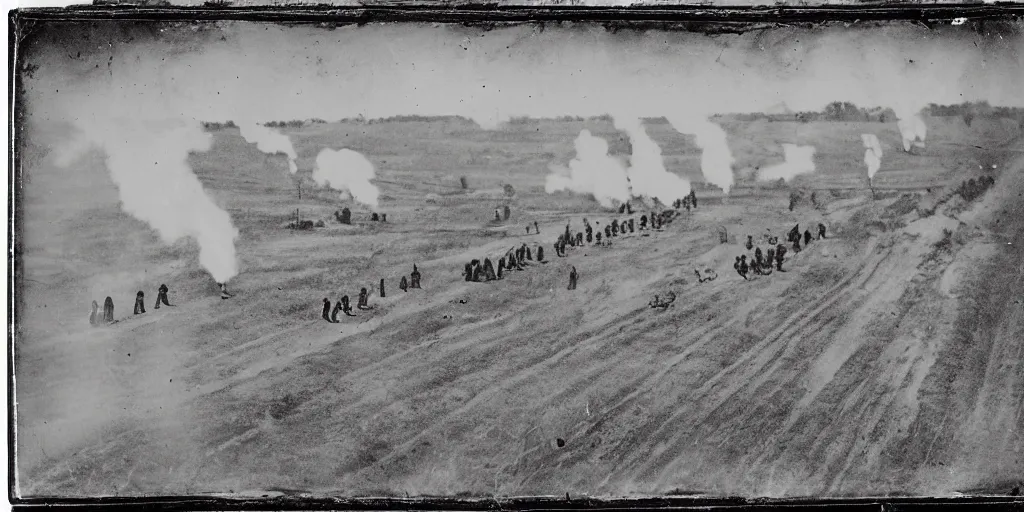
[
  {"xmin": 134, "ymin": 291, "xmax": 146, "ymax": 315},
  {"xmin": 507, "ymin": 253, "xmax": 517, "ymax": 269},
  {"xmin": 379, "ymin": 278, "xmax": 386, "ymax": 298},
  {"xmin": 627, "ymin": 202, "xmax": 635, "ymax": 214},
  {"xmin": 483, "ymin": 258, "xmax": 497, "ymax": 281},
  {"xmin": 465, "ymin": 262, "xmax": 474, "ymax": 281},
  {"xmin": 745, "ymin": 236, "xmax": 754, "ymax": 251},
  {"xmin": 751, "ymin": 256, "xmax": 762, "ymax": 275},
  {"xmin": 322, "ymin": 298, "xmax": 333, "ymax": 322},
  {"xmin": 533, "ymin": 221, "xmax": 540, "ymax": 234},
  {"xmin": 495, "ymin": 209, "xmax": 502, "ymax": 221},
  {"xmin": 766, "ymin": 248, "xmax": 775, "ymax": 268},
  {"xmin": 739, "ymin": 255, "xmax": 749, "ymax": 279},
  {"xmin": 381, "ymin": 213, "xmax": 387, "ymax": 223},
  {"xmin": 755, "ymin": 247, "xmax": 764, "ymax": 268},
  {"xmin": 526, "ymin": 246, "xmax": 533, "ymax": 261},
  {"xmin": 619, "ymin": 204, "xmax": 626, "ymax": 214},
  {"xmin": 338, "ymin": 207, "xmax": 352, "ymax": 225},
  {"xmin": 576, "ymin": 233, "xmax": 583, "ymax": 245},
  {"xmin": 611, "ymin": 220, "xmax": 619, "ymax": 236},
  {"xmin": 568, "ymin": 266, "xmax": 578, "ymax": 290},
  {"xmin": 818, "ymin": 223, "xmax": 827, "ymax": 239},
  {"xmin": 586, "ymin": 230, "xmax": 593, "ymax": 244},
  {"xmin": 411, "ymin": 264, "xmax": 421, "ymax": 289},
  {"xmin": 371, "ymin": 212, "xmax": 380, "ymax": 222},
  {"xmin": 554, "ymin": 241, "xmax": 562, "ymax": 258},
  {"xmin": 734, "ymin": 256, "xmax": 744, "ymax": 279},
  {"xmin": 690, "ymin": 189, "xmax": 697, "ymax": 209},
  {"xmin": 103, "ymin": 297, "xmax": 114, "ymax": 323},
  {"xmin": 497, "ymin": 258, "xmax": 505, "ymax": 279},
  {"xmin": 775, "ymin": 244, "xmax": 787, "ymax": 271},
  {"xmin": 473, "ymin": 264, "xmax": 483, "ymax": 282},
  {"xmin": 788, "ymin": 224, "xmax": 801, "ymax": 244},
  {"xmin": 526, "ymin": 226, "xmax": 531, "ymax": 234},
  {"xmin": 537, "ymin": 246, "xmax": 544, "ymax": 262},
  {"xmin": 340, "ymin": 295, "xmax": 356, "ymax": 316},
  {"xmin": 605, "ymin": 225, "xmax": 612, "ymax": 239},
  {"xmin": 400, "ymin": 276, "xmax": 409, "ymax": 292},
  {"xmin": 89, "ymin": 300, "xmax": 99, "ymax": 326},
  {"xmin": 330, "ymin": 300, "xmax": 342, "ymax": 322},
  {"xmin": 628, "ymin": 219, "xmax": 635, "ymax": 233},
  {"xmin": 640, "ymin": 215, "xmax": 648, "ymax": 230},
  {"xmin": 358, "ymin": 288, "xmax": 370, "ymax": 309},
  {"xmin": 595, "ymin": 232, "xmax": 603, "ymax": 244},
  {"xmin": 793, "ymin": 237, "xmax": 802, "ymax": 254},
  {"xmin": 155, "ymin": 284, "xmax": 172, "ymax": 309}
]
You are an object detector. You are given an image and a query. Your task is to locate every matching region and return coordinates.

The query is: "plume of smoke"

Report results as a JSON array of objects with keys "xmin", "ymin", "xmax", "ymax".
[
  {"xmin": 895, "ymin": 114, "xmax": 928, "ymax": 152},
  {"xmin": 313, "ymin": 148, "xmax": 380, "ymax": 208},
  {"xmin": 238, "ymin": 123, "xmax": 299, "ymax": 173},
  {"xmin": 544, "ymin": 129, "xmax": 631, "ymax": 208},
  {"xmin": 861, "ymin": 133, "xmax": 884, "ymax": 181},
  {"xmin": 612, "ymin": 116, "xmax": 691, "ymax": 204},
  {"xmin": 665, "ymin": 115, "xmax": 736, "ymax": 194},
  {"xmin": 54, "ymin": 119, "xmax": 240, "ymax": 282},
  {"xmin": 758, "ymin": 144, "xmax": 817, "ymax": 182}
]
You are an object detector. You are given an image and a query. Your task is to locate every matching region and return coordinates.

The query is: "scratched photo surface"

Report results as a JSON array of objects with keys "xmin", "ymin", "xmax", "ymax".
[{"xmin": 12, "ymin": 19, "xmax": 1024, "ymax": 498}]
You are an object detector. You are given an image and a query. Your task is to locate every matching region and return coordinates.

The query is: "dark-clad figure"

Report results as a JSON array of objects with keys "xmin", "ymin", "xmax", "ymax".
[
  {"xmin": 755, "ymin": 247, "xmax": 764, "ymax": 268},
  {"xmin": 534, "ymin": 221, "xmax": 539, "ymax": 234},
  {"xmin": 628, "ymin": 219, "xmax": 635, "ymax": 233},
  {"xmin": 495, "ymin": 209, "xmax": 501, "ymax": 221},
  {"xmin": 554, "ymin": 241, "xmax": 562, "ymax": 257},
  {"xmin": 605, "ymin": 225, "xmax": 612, "ymax": 239},
  {"xmin": 400, "ymin": 276, "xmax": 409, "ymax": 292},
  {"xmin": 611, "ymin": 220, "xmax": 619, "ymax": 236},
  {"xmin": 371, "ymin": 212, "xmax": 380, "ymax": 221},
  {"xmin": 473, "ymin": 264, "xmax": 483, "ymax": 282},
  {"xmin": 788, "ymin": 224, "xmax": 801, "ymax": 244},
  {"xmin": 734, "ymin": 256, "xmax": 744, "ymax": 279},
  {"xmin": 411, "ymin": 265, "xmax": 421, "ymax": 289},
  {"xmin": 818, "ymin": 223, "xmax": 827, "ymax": 239},
  {"xmin": 537, "ymin": 246, "xmax": 544, "ymax": 262},
  {"xmin": 330, "ymin": 300, "xmax": 343, "ymax": 322},
  {"xmin": 497, "ymin": 258, "xmax": 505, "ymax": 279},
  {"xmin": 690, "ymin": 189, "xmax": 697, "ymax": 209},
  {"xmin": 103, "ymin": 297, "xmax": 114, "ymax": 323},
  {"xmin": 568, "ymin": 266, "xmax": 578, "ymax": 290},
  {"xmin": 134, "ymin": 291, "xmax": 146, "ymax": 315},
  {"xmin": 507, "ymin": 253, "xmax": 517, "ymax": 269},
  {"xmin": 526, "ymin": 246, "xmax": 533, "ymax": 261},
  {"xmin": 793, "ymin": 237, "xmax": 802, "ymax": 253},
  {"xmin": 576, "ymin": 233, "xmax": 583, "ymax": 245},
  {"xmin": 776, "ymin": 244, "xmax": 787, "ymax": 271},
  {"xmin": 155, "ymin": 284, "xmax": 172, "ymax": 309},
  {"xmin": 483, "ymin": 258, "xmax": 497, "ymax": 281},
  {"xmin": 640, "ymin": 215, "xmax": 648, "ymax": 230},
  {"xmin": 739, "ymin": 255, "xmax": 749, "ymax": 279},
  {"xmin": 89, "ymin": 300, "xmax": 100, "ymax": 326},
  {"xmin": 380, "ymin": 278, "xmax": 386, "ymax": 298},
  {"xmin": 465, "ymin": 262, "xmax": 474, "ymax": 282},
  {"xmin": 804, "ymin": 230, "xmax": 812, "ymax": 246},
  {"xmin": 766, "ymin": 248, "xmax": 775, "ymax": 269},
  {"xmin": 341, "ymin": 295, "xmax": 356, "ymax": 316},
  {"xmin": 322, "ymin": 298, "xmax": 332, "ymax": 322},
  {"xmin": 358, "ymin": 288, "xmax": 370, "ymax": 309},
  {"xmin": 595, "ymin": 232, "xmax": 603, "ymax": 244},
  {"xmin": 751, "ymin": 256, "xmax": 762, "ymax": 275},
  {"xmin": 381, "ymin": 213, "xmax": 387, "ymax": 223},
  {"xmin": 745, "ymin": 236, "xmax": 754, "ymax": 251},
  {"xmin": 586, "ymin": 227, "xmax": 593, "ymax": 244},
  {"xmin": 339, "ymin": 207, "xmax": 352, "ymax": 224},
  {"xmin": 526, "ymin": 226, "xmax": 531, "ymax": 234}
]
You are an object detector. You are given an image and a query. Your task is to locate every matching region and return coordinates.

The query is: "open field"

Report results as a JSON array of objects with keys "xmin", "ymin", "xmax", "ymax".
[{"xmin": 14, "ymin": 116, "xmax": 1024, "ymax": 498}]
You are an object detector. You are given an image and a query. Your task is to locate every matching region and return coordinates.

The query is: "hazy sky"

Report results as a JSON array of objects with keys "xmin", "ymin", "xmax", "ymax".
[{"xmin": 21, "ymin": 20, "xmax": 1024, "ymax": 129}]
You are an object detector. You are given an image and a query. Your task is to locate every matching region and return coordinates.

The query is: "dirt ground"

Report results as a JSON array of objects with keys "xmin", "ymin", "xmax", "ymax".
[{"xmin": 14, "ymin": 116, "xmax": 1024, "ymax": 498}]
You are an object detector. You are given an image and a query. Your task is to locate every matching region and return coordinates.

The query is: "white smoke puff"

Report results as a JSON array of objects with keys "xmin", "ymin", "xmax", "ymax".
[
  {"xmin": 55, "ymin": 119, "xmax": 240, "ymax": 283},
  {"xmin": 612, "ymin": 116, "xmax": 691, "ymax": 205},
  {"xmin": 861, "ymin": 133, "xmax": 883, "ymax": 180},
  {"xmin": 313, "ymin": 148, "xmax": 380, "ymax": 208},
  {"xmin": 238, "ymin": 123, "xmax": 299, "ymax": 173},
  {"xmin": 758, "ymin": 144, "xmax": 817, "ymax": 182},
  {"xmin": 665, "ymin": 115, "xmax": 736, "ymax": 194},
  {"xmin": 544, "ymin": 129, "xmax": 631, "ymax": 208},
  {"xmin": 896, "ymin": 114, "xmax": 927, "ymax": 152}
]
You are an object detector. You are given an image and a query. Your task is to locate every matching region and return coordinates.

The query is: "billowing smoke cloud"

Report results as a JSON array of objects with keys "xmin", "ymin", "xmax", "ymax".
[
  {"xmin": 238, "ymin": 123, "xmax": 299, "ymax": 173},
  {"xmin": 861, "ymin": 133, "xmax": 884, "ymax": 181},
  {"xmin": 545, "ymin": 130, "xmax": 631, "ymax": 208},
  {"xmin": 665, "ymin": 115, "xmax": 736, "ymax": 194},
  {"xmin": 896, "ymin": 114, "xmax": 928, "ymax": 152},
  {"xmin": 313, "ymin": 148, "xmax": 380, "ymax": 208},
  {"xmin": 758, "ymin": 144, "xmax": 817, "ymax": 182},
  {"xmin": 613, "ymin": 116, "xmax": 691, "ymax": 204},
  {"xmin": 53, "ymin": 119, "xmax": 240, "ymax": 282}
]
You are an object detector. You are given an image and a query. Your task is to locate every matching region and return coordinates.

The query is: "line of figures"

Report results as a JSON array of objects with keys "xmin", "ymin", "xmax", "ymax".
[
  {"xmin": 321, "ymin": 265, "xmax": 422, "ymax": 323},
  {"xmin": 88, "ymin": 284, "xmax": 176, "ymax": 327},
  {"xmin": 734, "ymin": 222, "xmax": 827, "ymax": 280},
  {"xmin": 464, "ymin": 203, "xmax": 686, "ymax": 292}
]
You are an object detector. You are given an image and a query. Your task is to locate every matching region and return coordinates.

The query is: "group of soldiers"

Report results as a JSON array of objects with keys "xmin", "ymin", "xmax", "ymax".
[
  {"xmin": 88, "ymin": 284, "xmax": 174, "ymax": 326},
  {"xmin": 733, "ymin": 222, "xmax": 827, "ymax": 280},
  {"xmin": 321, "ymin": 265, "xmax": 422, "ymax": 323},
  {"xmin": 463, "ymin": 241, "xmax": 546, "ymax": 282}
]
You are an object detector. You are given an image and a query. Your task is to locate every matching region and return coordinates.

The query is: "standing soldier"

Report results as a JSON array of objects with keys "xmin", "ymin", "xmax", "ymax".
[
  {"xmin": 483, "ymin": 258, "xmax": 497, "ymax": 281},
  {"xmin": 755, "ymin": 247, "xmax": 764, "ymax": 268},
  {"xmin": 586, "ymin": 226, "xmax": 593, "ymax": 243},
  {"xmin": 775, "ymin": 244, "xmax": 787, "ymax": 271},
  {"xmin": 534, "ymin": 221, "xmax": 540, "ymax": 234},
  {"xmin": 411, "ymin": 264, "xmax": 421, "ymax": 289},
  {"xmin": 765, "ymin": 247, "xmax": 775, "ymax": 270},
  {"xmin": 134, "ymin": 291, "xmax": 146, "ymax": 315},
  {"xmin": 690, "ymin": 189, "xmax": 697, "ymax": 209},
  {"xmin": 605, "ymin": 225, "xmax": 612, "ymax": 239},
  {"xmin": 400, "ymin": 276, "xmax": 409, "ymax": 292},
  {"xmin": 818, "ymin": 223, "xmax": 827, "ymax": 239},
  {"xmin": 537, "ymin": 245, "xmax": 545, "ymax": 262},
  {"xmin": 497, "ymin": 258, "xmax": 505, "ymax": 279},
  {"xmin": 89, "ymin": 300, "xmax": 100, "ymax": 326},
  {"xmin": 495, "ymin": 209, "xmax": 501, "ymax": 221},
  {"xmin": 793, "ymin": 236, "xmax": 802, "ymax": 254},
  {"xmin": 322, "ymin": 298, "xmax": 333, "ymax": 322},
  {"xmin": 154, "ymin": 284, "xmax": 172, "ymax": 309},
  {"xmin": 640, "ymin": 215, "xmax": 648, "ymax": 230},
  {"xmin": 745, "ymin": 235, "xmax": 754, "ymax": 250},
  {"xmin": 568, "ymin": 266, "xmax": 578, "ymax": 290},
  {"xmin": 464, "ymin": 262, "xmax": 474, "ymax": 281},
  {"xmin": 379, "ymin": 278, "xmax": 386, "ymax": 298},
  {"xmin": 612, "ymin": 220, "xmax": 619, "ymax": 236},
  {"xmin": 358, "ymin": 287, "xmax": 370, "ymax": 309},
  {"xmin": 628, "ymin": 218, "xmax": 635, "ymax": 233},
  {"xmin": 340, "ymin": 295, "xmax": 356, "ymax": 316},
  {"xmin": 330, "ymin": 299, "xmax": 344, "ymax": 322},
  {"xmin": 804, "ymin": 229, "xmax": 812, "ymax": 246},
  {"xmin": 595, "ymin": 231, "xmax": 603, "ymax": 245},
  {"xmin": 739, "ymin": 255, "xmax": 749, "ymax": 279},
  {"xmin": 103, "ymin": 297, "xmax": 115, "ymax": 323},
  {"xmin": 734, "ymin": 256, "xmax": 744, "ymax": 279}
]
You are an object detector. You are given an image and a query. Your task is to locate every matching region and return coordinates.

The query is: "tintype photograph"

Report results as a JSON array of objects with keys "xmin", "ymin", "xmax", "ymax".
[{"xmin": 9, "ymin": 11, "xmax": 1024, "ymax": 502}]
